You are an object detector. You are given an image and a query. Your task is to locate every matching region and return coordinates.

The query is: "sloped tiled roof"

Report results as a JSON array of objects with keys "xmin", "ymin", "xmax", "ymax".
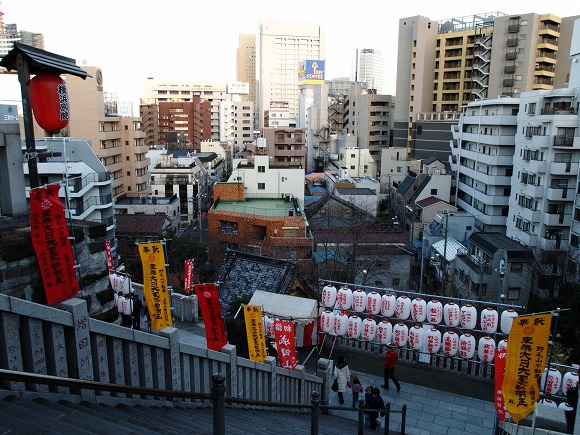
[
  {"xmin": 416, "ymin": 196, "xmax": 446, "ymax": 208},
  {"xmin": 396, "ymin": 175, "xmax": 415, "ymax": 195},
  {"xmin": 217, "ymin": 251, "xmax": 297, "ymax": 310}
]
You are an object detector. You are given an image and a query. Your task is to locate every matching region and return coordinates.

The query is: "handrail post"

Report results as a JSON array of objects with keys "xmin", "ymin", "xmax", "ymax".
[
  {"xmin": 212, "ymin": 373, "xmax": 226, "ymax": 435},
  {"xmin": 310, "ymin": 391, "xmax": 320, "ymax": 435},
  {"xmin": 357, "ymin": 397, "xmax": 365, "ymax": 435},
  {"xmin": 384, "ymin": 402, "xmax": 390, "ymax": 434},
  {"xmin": 401, "ymin": 404, "xmax": 407, "ymax": 435}
]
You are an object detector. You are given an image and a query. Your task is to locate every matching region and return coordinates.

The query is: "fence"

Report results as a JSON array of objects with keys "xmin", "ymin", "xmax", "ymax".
[{"xmin": 0, "ymin": 294, "xmax": 322, "ymax": 406}]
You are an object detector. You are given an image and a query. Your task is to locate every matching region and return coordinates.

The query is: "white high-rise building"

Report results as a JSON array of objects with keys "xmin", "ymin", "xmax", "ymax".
[
  {"xmin": 257, "ymin": 20, "xmax": 325, "ymax": 128},
  {"xmin": 355, "ymin": 49, "xmax": 384, "ymax": 95}
]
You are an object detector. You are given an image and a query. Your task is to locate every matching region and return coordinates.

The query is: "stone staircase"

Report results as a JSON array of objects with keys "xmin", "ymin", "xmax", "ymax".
[{"xmin": 0, "ymin": 394, "xmax": 366, "ymax": 435}]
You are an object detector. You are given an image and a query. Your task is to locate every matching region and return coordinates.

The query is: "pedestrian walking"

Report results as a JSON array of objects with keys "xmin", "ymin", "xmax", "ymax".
[
  {"xmin": 131, "ymin": 293, "xmax": 143, "ymax": 331},
  {"xmin": 333, "ymin": 355, "xmax": 350, "ymax": 405},
  {"xmin": 382, "ymin": 347, "xmax": 401, "ymax": 392},
  {"xmin": 365, "ymin": 387, "xmax": 386, "ymax": 430},
  {"xmin": 350, "ymin": 375, "xmax": 363, "ymax": 407}
]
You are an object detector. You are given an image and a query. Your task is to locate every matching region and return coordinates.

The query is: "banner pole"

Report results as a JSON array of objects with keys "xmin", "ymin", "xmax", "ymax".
[
  {"xmin": 161, "ymin": 239, "xmax": 175, "ymax": 327},
  {"xmin": 541, "ymin": 309, "xmax": 561, "ymax": 398}
]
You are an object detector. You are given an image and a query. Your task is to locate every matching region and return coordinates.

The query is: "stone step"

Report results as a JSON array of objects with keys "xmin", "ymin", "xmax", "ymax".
[{"xmin": 0, "ymin": 395, "xmax": 365, "ymax": 435}]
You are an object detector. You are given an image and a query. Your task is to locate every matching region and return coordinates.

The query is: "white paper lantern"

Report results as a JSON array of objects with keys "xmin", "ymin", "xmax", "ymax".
[
  {"xmin": 442, "ymin": 330, "xmax": 459, "ymax": 356},
  {"xmin": 558, "ymin": 402, "xmax": 574, "ymax": 411},
  {"xmin": 321, "ymin": 284, "xmax": 337, "ymax": 308},
  {"xmin": 562, "ymin": 371, "xmax": 579, "ymax": 395},
  {"xmin": 377, "ymin": 320, "xmax": 393, "ymax": 345},
  {"xmin": 477, "ymin": 336, "xmax": 495, "ymax": 363},
  {"xmin": 481, "ymin": 307, "xmax": 499, "ymax": 334},
  {"xmin": 498, "ymin": 339, "xmax": 508, "ymax": 351},
  {"xmin": 352, "ymin": 288, "xmax": 367, "ymax": 312},
  {"xmin": 337, "ymin": 286, "xmax": 353, "ymax": 310},
  {"xmin": 411, "ymin": 297, "xmax": 427, "ymax": 323},
  {"xmin": 347, "ymin": 315, "xmax": 362, "ymax": 338},
  {"xmin": 334, "ymin": 312, "xmax": 349, "ymax": 336},
  {"xmin": 392, "ymin": 322, "xmax": 409, "ymax": 347},
  {"xmin": 458, "ymin": 333, "xmax": 476, "ymax": 359},
  {"xmin": 123, "ymin": 297, "xmax": 133, "ymax": 316},
  {"xmin": 265, "ymin": 315, "xmax": 275, "ymax": 337},
  {"xmin": 409, "ymin": 325, "xmax": 424, "ymax": 350},
  {"xmin": 425, "ymin": 328, "xmax": 442, "ymax": 353},
  {"xmin": 319, "ymin": 310, "xmax": 334, "ymax": 334},
  {"xmin": 366, "ymin": 291, "xmax": 381, "ymax": 315},
  {"xmin": 396, "ymin": 295, "xmax": 411, "ymax": 320},
  {"xmin": 500, "ymin": 309, "xmax": 518, "ymax": 335},
  {"xmin": 539, "ymin": 398, "xmax": 557, "ymax": 408},
  {"xmin": 443, "ymin": 302, "xmax": 460, "ymax": 327},
  {"xmin": 460, "ymin": 304, "xmax": 477, "ymax": 330},
  {"xmin": 427, "ymin": 299, "xmax": 443, "ymax": 324},
  {"xmin": 541, "ymin": 368, "xmax": 563, "ymax": 396},
  {"xmin": 381, "ymin": 293, "xmax": 397, "ymax": 317},
  {"xmin": 361, "ymin": 318, "xmax": 377, "ymax": 341}
]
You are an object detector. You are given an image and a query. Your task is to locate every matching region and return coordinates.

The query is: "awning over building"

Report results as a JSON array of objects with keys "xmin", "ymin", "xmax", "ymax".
[{"xmin": 431, "ymin": 236, "xmax": 466, "ymax": 262}]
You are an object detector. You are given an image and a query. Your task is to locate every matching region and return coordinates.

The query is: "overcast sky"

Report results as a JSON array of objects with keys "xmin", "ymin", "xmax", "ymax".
[{"xmin": 1, "ymin": 1, "xmax": 579, "ymax": 107}]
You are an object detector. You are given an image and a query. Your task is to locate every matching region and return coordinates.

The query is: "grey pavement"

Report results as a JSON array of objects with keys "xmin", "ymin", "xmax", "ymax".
[{"xmin": 173, "ymin": 319, "xmax": 497, "ymax": 435}]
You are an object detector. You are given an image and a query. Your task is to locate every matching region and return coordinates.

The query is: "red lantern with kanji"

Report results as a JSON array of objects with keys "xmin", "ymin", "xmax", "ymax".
[{"xmin": 29, "ymin": 72, "xmax": 70, "ymax": 132}]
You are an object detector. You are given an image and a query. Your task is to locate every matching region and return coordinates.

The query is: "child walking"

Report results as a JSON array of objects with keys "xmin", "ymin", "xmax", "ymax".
[{"xmin": 350, "ymin": 375, "xmax": 363, "ymax": 407}]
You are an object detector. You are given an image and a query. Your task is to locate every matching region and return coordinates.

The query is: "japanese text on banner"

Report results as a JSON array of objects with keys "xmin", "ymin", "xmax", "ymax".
[
  {"xmin": 274, "ymin": 319, "xmax": 297, "ymax": 370},
  {"xmin": 138, "ymin": 242, "xmax": 173, "ymax": 330},
  {"xmin": 195, "ymin": 284, "xmax": 228, "ymax": 351},
  {"xmin": 244, "ymin": 305, "xmax": 267, "ymax": 363}
]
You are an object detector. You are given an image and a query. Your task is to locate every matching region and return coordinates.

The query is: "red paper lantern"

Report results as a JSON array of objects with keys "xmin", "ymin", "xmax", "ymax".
[{"xmin": 29, "ymin": 73, "xmax": 70, "ymax": 132}]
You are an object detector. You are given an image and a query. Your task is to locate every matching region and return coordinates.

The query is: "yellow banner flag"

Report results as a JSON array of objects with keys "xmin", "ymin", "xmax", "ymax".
[
  {"xmin": 502, "ymin": 313, "xmax": 552, "ymax": 422},
  {"xmin": 244, "ymin": 305, "xmax": 268, "ymax": 363},
  {"xmin": 138, "ymin": 242, "xmax": 173, "ymax": 330}
]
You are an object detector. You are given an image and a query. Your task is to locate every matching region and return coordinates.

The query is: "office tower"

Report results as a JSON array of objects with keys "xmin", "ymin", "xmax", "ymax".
[
  {"xmin": 355, "ymin": 48, "xmax": 384, "ymax": 95},
  {"xmin": 258, "ymin": 20, "xmax": 325, "ymax": 128},
  {"xmin": 394, "ymin": 11, "xmax": 578, "ymax": 159},
  {"xmin": 236, "ymin": 34, "xmax": 256, "ymax": 105}
]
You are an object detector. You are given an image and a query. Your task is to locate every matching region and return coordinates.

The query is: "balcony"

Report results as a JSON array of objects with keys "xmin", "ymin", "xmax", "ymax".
[
  {"xmin": 543, "ymin": 213, "xmax": 572, "ymax": 226},
  {"xmin": 553, "ymin": 136, "xmax": 576, "ymax": 148},
  {"xmin": 546, "ymin": 187, "xmax": 574, "ymax": 201},
  {"xmin": 505, "ymin": 52, "xmax": 517, "ymax": 61},
  {"xmin": 549, "ymin": 161, "xmax": 579, "ymax": 175}
]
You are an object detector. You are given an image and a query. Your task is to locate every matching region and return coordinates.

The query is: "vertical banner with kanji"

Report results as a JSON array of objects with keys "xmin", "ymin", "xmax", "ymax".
[
  {"xmin": 243, "ymin": 305, "xmax": 267, "ymax": 362},
  {"xmin": 502, "ymin": 313, "xmax": 552, "ymax": 422},
  {"xmin": 30, "ymin": 184, "xmax": 79, "ymax": 305},
  {"xmin": 274, "ymin": 319, "xmax": 297, "ymax": 370},
  {"xmin": 194, "ymin": 283, "xmax": 228, "ymax": 351},
  {"xmin": 184, "ymin": 259, "xmax": 194, "ymax": 293},
  {"xmin": 105, "ymin": 241, "xmax": 113, "ymax": 270},
  {"xmin": 138, "ymin": 242, "xmax": 173, "ymax": 330},
  {"xmin": 494, "ymin": 348, "xmax": 507, "ymax": 422}
]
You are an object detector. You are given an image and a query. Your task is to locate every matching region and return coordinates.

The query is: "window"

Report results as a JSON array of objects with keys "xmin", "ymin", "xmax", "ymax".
[
  {"xmin": 507, "ymin": 287, "xmax": 520, "ymax": 300},
  {"xmin": 125, "ymin": 125, "xmax": 128, "ymax": 130},
  {"xmin": 127, "ymin": 171, "xmax": 130, "ymax": 176},
  {"xmin": 510, "ymin": 262, "xmax": 523, "ymax": 273},
  {"xmin": 527, "ymin": 103, "xmax": 536, "ymax": 115},
  {"xmin": 258, "ymin": 166, "xmax": 265, "ymax": 173},
  {"xmin": 219, "ymin": 221, "xmax": 238, "ymax": 236},
  {"xmin": 431, "ymin": 189, "xmax": 438, "ymax": 195},
  {"xmin": 258, "ymin": 183, "xmax": 265, "ymax": 190},
  {"xmin": 351, "ymin": 154, "xmax": 356, "ymax": 158},
  {"xmin": 252, "ymin": 225, "xmax": 267, "ymax": 240}
]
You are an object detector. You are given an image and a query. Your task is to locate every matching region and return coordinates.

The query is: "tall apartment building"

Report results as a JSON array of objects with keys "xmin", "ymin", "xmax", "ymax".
[
  {"xmin": 0, "ymin": 19, "xmax": 44, "ymax": 56},
  {"xmin": 236, "ymin": 34, "xmax": 257, "ymax": 106},
  {"xmin": 65, "ymin": 67, "xmax": 150, "ymax": 199},
  {"xmin": 394, "ymin": 11, "xmax": 578, "ymax": 159},
  {"xmin": 241, "ymin": 128, "xmax": 306, "ymax": 168},
  {"xmin": 506, "ymin": 88, "xmax": 579, "ymax": 253},
  {"xmin": 343, "ymin": 88, "xmax": 395, "ymax": 169},
  {"xmin": 258, "ymin": 20, "xmax": 325, "ymax": 128},
  {"xmin": 451, "ymin": 97, "xmax": 519, "ymax": 234},
  {"xmin": 355, "ymin": 48, "xmax": 384, "ymax": 95},
  {"xmin": 219, "ymin": 100, "xmax": 254, "ymax": 150}
]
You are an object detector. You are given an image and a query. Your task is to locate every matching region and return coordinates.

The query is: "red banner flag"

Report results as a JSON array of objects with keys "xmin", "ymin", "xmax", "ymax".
[
  {"xmin": 195, "ymin": 283, "xmax": 227, "ymax": 351},
  {"xmin": 29, "ymin": 184, "xmax": 79, "ymax": 305},
  {"xmin": 494, "ymin": 348, "xmax": 507, "ymax": 422},
  {"xmin": 105, "ymin": 241, "xmax": 113, "ymax": 270},
  {"xmin": 184, "ymin": 259, "xmax": 194, "ymax": 293},
  {"xmin": 274, "ymin": 319, "xmax": 298, "ymax": 370}
]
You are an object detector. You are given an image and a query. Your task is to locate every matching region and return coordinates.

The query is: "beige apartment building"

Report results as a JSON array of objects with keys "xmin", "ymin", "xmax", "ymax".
[
  {"xmin": 236, "ymin": 34, "xmax": 256, "ymax": 106},
  {"xmin": 64, "ymin": 67, "xmax": 150, "ymax": 198},
  {"xmin": 394, "ymin": 11, "xmax": 579, "ymax": 156}
]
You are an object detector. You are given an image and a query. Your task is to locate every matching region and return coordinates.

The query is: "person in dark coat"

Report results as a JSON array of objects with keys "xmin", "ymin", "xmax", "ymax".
[
  {"xmin": 382, "ymin": 347, "xmax": 401, "ymax": 392},
  {"xmin": 365, "ymin": 387, "xmax": 386, "ymax": 430},
  {"xmin": 131, "ymin": 294, "xmax": 143, "ymax": 331}
]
